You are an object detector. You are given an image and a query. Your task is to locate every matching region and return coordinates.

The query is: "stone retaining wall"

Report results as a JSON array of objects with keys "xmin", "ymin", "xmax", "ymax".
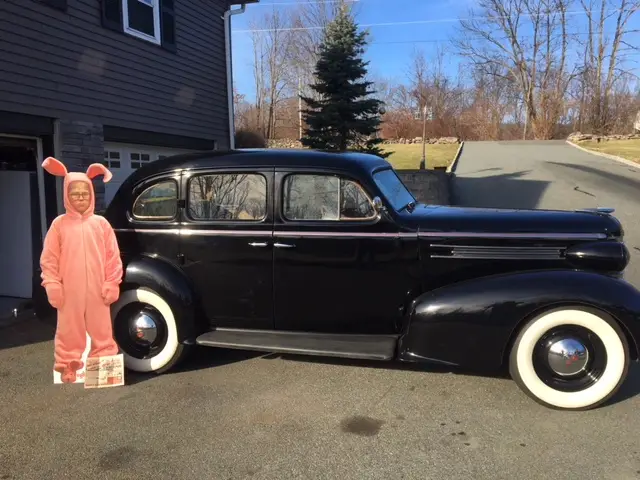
[
  {"xmin": 567, "ymin": 132, "xmax": 640, "ymax": 142},
  {"xmin": 266, "ymin": 137, "xmax": 461, "ymax": 149},
  {"xmin": 396, "ymin": 169, "xmax": 451, "ymax": 206}
]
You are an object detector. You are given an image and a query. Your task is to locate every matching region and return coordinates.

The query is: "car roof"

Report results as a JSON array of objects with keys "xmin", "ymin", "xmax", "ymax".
[{"xmin": 125, "ymin": 148, "xmax": 392, "ymax": 184}]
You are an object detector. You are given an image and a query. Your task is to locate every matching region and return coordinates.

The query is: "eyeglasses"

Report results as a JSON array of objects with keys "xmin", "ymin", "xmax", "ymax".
[{"xmin": 69, "ymin": 193, "xmax": 90, "ymax": 199}]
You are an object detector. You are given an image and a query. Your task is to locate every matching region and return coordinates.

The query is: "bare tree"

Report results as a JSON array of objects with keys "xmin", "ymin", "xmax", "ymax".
[
  {"xmin": 453, "ymin": 0, "xmax": 573, "ymax": 139},
  {"xmin": 578, "ymin": 0, "xmax": 640, "ymax": 133},
  {"xmin": 250, "ymin": 9, "xmax": 294, "ymax": 139}
]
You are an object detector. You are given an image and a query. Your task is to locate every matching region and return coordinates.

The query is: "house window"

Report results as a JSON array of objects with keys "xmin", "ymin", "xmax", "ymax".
[
  {"xmin": 123, "ymin": 0, "xmax": 161, "ymax": 45},
  {"xmin": 282, "ymin": 174, "xmax": 376, "ymax": 221},
  {"xmin": 103, "ymin": 151, "xmax": 121, "ymax": 169},
  {"xmin": 187, "ymin": 173, "xmax": 267, "ymax": 221},
  {"xmin": 101, "ymin": 0, "xmax": 176, "ymax": 51},
  {"xmin": 130, "ymin": 152, "xmax": 151, "ymax": 169}
]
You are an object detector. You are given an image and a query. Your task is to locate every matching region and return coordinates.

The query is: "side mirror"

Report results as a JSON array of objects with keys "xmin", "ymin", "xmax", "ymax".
[{"xmin": 372, "ymin": 196, "xmax": 385, "ymax": 214}]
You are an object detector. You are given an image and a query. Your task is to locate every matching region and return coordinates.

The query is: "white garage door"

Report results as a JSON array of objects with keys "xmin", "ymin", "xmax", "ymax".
[{"xmin": 102, "ymin": 143, "xmax": 197, "ymax": 207}]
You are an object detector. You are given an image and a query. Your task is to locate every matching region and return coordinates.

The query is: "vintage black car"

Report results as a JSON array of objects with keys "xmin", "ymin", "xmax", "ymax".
[{"xmin": 35, "ymin": 148, "xmax": 640, "ymax": 410}]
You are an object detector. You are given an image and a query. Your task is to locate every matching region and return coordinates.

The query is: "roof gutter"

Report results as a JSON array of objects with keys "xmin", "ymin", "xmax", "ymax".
[{"xmin": 224, "ymin": 2, "xmax": 254, "ymax": 150}]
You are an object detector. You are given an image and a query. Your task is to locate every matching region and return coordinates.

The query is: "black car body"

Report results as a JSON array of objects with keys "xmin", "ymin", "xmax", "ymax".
[{"xmin": 34, "ymin": 149, "xmax": 640, "ymax": 410}]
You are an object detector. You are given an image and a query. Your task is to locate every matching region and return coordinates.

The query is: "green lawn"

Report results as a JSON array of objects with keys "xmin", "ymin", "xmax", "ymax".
[
  {"xmin": 575, "ymin": 139, "xmax": 640, "ymax": 163},
  {"xmin": 383, "ymin": 143, "xmax": 460, "ymax": 170}
]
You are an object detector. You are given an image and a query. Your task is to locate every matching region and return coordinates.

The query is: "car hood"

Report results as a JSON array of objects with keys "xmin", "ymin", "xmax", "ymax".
[{"xmin": 398, "ymin": 205, "xmax": 623, "ymax": 238}]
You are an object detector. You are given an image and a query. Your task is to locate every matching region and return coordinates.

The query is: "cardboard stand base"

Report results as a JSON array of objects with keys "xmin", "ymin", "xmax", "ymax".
[{"xmin": 53, "ymin": 332, "xmax": 125, "ymax": 388}]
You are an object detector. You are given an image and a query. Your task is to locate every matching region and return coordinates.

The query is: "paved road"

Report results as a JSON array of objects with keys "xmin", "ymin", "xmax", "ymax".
[
  {"xmin": 452, "ymin": 140, "xmax": 640, "ymax": 287},
  {"xmin": 1, "ymin": 316, "xmax": 639, "ymax": 480}
]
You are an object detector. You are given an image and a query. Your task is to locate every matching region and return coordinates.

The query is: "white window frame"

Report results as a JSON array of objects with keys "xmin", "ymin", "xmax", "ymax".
[{"xmin": 122, "ymin": 0, "xmax": 161, "ymax": 46}]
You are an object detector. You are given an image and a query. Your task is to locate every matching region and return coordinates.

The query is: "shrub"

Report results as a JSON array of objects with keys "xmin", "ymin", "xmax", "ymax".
[{"xmin": 235, "ymin": 128, "xmax": 266, "ymax": 148}]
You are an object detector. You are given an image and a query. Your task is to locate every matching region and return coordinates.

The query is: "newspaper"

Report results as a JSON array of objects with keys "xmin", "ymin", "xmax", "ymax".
[{"xmin": 84, "ymin": 354, "xmax": 125, "ymax": 389}]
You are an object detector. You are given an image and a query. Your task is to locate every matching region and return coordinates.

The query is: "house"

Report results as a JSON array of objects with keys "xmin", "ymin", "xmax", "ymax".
[{"xmin": 0, "ymin": 0, "xmax": 257, "ymax": 305}]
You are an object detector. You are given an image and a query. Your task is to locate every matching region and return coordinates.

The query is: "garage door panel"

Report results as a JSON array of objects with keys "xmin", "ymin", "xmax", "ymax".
[{"xmin": 102, "ymin": 143, "xmax": 197, "ymax": 207}]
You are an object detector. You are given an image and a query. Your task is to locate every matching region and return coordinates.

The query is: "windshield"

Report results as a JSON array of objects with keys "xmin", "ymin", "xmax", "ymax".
[{"xmin": 373, "ymin": 168, "xmax": 417, "ymax": 212}]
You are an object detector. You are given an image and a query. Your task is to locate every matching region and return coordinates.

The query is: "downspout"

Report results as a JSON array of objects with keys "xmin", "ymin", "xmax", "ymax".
[{"xmin": 223, "ymin": 3, "xmax": 247, "ymax": 150}]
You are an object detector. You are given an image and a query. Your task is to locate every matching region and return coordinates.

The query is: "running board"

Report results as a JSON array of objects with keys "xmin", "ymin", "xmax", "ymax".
[{"xmin": 195, "ymin": 328, "xmax": 399, "ymax": 361}]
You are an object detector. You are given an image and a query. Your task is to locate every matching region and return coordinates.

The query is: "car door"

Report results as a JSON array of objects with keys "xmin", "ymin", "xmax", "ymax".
[
  {"xmin": 272, "ymin": 169, "xmax": 416, "ymax": 335},
  {"xmin": 179, "ymin": 167, "xmax": 275, "ymax": 330}
]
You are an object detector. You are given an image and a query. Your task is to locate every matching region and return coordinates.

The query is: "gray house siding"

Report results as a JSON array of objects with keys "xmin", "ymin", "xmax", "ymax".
[{"xmin": 0, "ymin": 0, "xmax": 231, "ymax": 146}]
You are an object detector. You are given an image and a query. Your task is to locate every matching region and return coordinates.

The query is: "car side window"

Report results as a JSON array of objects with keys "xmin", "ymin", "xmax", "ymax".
[
  {"xmin": 188, "ymin": 173, "xmax": 267, "ymax": 221},
  {"xmin": 132, "ymin": 180, "xmax": 178, "ymax": 220},
  {"xmin": 283, "ymin": 174, "xmax": 376, "ymax": 221}
]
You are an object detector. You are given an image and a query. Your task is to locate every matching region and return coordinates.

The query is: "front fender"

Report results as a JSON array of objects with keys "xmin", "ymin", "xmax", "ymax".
[
  {"xmin": 121, "ymin": 254, "xmax": 206, "ymax": 345},
  {"xmin": 398, "ymin": 270, "xmax": 640, "ymax": 370}
]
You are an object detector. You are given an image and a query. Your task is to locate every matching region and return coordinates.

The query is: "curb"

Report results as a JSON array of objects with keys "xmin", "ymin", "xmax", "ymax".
[
  {"xmin": 565, "ymin": 140, "xmax": 640, "ymax": 170},
  {"xmin": 447, "ymin": 141, "xmax": 464, "ymax": 173}
]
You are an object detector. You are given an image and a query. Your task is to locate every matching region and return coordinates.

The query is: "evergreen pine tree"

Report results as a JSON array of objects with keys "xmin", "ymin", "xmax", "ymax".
[{"xmin": 300, "ymin": 6, "xmax": 389, "ymax": 158}]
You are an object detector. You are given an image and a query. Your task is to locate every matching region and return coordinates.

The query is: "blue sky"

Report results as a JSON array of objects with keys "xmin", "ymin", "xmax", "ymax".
[{"xmin": 230, "ymin": 0, "xmax": 640, "ymax": 102}]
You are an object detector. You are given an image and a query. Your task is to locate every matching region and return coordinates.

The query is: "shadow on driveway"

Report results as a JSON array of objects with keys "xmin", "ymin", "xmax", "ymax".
[
  {"xmin": 546, "ymin": 161, "xmax": 640, "ymax": 197},
  {"xmin": 0, "ymin": 314, "xmax": 54, "ymax": 351},
  {"xmin": 451, "ymin": 170, "xmax": 551, "ymax": 209}
]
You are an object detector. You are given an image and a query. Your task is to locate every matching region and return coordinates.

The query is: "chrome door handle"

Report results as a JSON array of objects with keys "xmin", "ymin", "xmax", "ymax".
[
  {"xmin": 248, "ymin": 242, "xmax": 269, "ymax": 247},
  {"xmin": 274, "ymin": 242, "xmax": 295, "ymax": 248}
]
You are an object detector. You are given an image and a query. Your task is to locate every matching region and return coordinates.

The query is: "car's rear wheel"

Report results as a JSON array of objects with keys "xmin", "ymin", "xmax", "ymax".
[
  {"xmin": 111, "ymin": 287, "xmax": 188, "ymax": 374},
  {"xmin": 509, "ymin": 306, "xmax": 630, "ymax": 410}
]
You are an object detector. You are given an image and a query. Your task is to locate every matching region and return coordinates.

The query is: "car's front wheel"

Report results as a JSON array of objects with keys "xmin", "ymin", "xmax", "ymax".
[
  {"xmin": 111, "ymin": 287, "xmax": 189, "ymax": 374},
  {"xmin": 509, "ymin": 306, "xmax": 630, "ymax": 410}
]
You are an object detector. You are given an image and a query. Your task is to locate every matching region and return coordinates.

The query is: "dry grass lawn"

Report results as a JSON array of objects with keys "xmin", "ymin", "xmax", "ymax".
[
  {"xmin": 575, "ymin": 139, "xmax": 640, "ymax": 163},
  {"xmin": 383, "ymin": 143, "xmax": 460, "ymax": 170}
]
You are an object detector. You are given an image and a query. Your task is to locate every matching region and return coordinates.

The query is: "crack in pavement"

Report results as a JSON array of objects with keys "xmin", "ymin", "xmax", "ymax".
[{"xmin": 574, "ymin": 185, "xmax": 596, "ymax": 197}]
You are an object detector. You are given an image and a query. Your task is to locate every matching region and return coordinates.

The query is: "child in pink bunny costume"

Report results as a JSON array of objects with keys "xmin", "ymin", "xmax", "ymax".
[{"xmin": 40, "ymin": 157, "xmax": 123, "ymax": 383}]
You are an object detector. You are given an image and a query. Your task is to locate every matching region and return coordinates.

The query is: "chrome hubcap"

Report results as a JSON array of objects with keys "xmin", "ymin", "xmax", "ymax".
[
  {"xmin": 547, "ymin": 337, "xmax": 589, "ymax": 376},
  {"xmin": 129, "ymin": 312, "xmax": 158, "ymax": 347}
]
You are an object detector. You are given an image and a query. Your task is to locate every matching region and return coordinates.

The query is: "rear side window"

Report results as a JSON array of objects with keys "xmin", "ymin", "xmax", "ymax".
[
  {"xmin": 132, "ymin": 180, "xmax": 178, "ymax": 220},
  {"xmin": 187, "ymin": 173, "xmax": 267, "ymax": 221}
]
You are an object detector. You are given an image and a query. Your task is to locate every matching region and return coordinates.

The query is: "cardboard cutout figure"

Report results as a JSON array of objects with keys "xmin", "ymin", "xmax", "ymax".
[{"xmin": 39, "ymin": 157, "xmax": 123, "ymax": 384}]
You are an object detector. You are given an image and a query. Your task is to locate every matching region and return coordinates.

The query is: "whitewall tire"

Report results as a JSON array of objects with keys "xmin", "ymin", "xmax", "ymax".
[
  {"xmin": 111, "ymin": 287, "xmax": 187, "ymax": 373},
  {"xmin": 509, "ymin": 307, "xmax": 630, "ymax": 410}
]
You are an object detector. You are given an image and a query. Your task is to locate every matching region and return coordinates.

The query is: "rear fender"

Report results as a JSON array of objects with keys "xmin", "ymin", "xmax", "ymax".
[
  {"xmin": 120, "ymin": 254, "xmax": 206, "ymax": 345},
  {"xmin": 398, "ymin": 270, "xmax": 640, "ymax": 370}
]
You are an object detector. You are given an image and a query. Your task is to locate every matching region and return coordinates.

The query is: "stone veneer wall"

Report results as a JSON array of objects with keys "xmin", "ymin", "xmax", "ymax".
[
  {"xmin": 396, "ymin": 169, "xmax": 451, "ymax": 206},
  {"xmin": 58, "ymin": 119, "xmax": 106, "ymax": 210}
]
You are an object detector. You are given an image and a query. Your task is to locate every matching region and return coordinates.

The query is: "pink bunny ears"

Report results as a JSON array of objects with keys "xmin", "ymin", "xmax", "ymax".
[{"xmin": 42, "ymin": 157, "xmax": 112, "ymax": 183}]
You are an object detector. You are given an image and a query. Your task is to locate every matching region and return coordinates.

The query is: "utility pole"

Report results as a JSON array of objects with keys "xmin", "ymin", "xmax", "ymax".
[
  {"xmin": 420, "ymin": 104, "xmax": 428, "ymax": 170},
  {"xmin": 298, "ymin": 75, "xmax": 303, "ymax": 140},
  {"xmin": 522, "ymin": 98, "xmax": 528, "ymax": 140}
]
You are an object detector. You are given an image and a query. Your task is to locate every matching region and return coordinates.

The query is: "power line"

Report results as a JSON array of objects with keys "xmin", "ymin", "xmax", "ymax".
[
  {"xmin": 233, "ymin": 7, "xmax": 635, "ymax": 33},
  {"xmin": 368, "ymin": 29, "xmax": 640, "ymax": 45},
  {"xmin": 253, "ymin": 0, "xmax": 359, "ymax": 5}
]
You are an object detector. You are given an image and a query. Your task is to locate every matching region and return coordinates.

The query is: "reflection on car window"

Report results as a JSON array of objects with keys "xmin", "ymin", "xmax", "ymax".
[
  {"xmin": 132, "ymin": 180, "xmax": 178, "ymax": 219},
  {"xmin": 188, "ymin": 173, "xmax": 267, "ymax": 221},
  {"xmin": 373, "ymin": 168, "xmax": 416, "ymax": 211},
  {"xmin": 283, "ymin": 174, "xmax": 375, "ymax": 221}
]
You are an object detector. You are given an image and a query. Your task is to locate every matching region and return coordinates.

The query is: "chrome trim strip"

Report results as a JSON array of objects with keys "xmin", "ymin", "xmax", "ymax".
[
  {"xmin": 114, "ymin": 228, "xmax": 607, "ymax": 241},
  {"xmin": 275, "ymin": 231, "xmax": 412, "ymax": 238},
  {"xmin": 404, "ymin": 351, "xmax": 459, "ymax": 366},
  {"xmin": 114, "ymin": 228, "xmax": 272, "ymax": 236},
  {"xmin": 429, "ymin": 244, "xmax": 566, "ymax": 250},
  {"xmin": 419, "ymin": 231, "xmax": 607, "ymax": 240},
  {"xmin": 429, "ymin": 244, "xmax": 565, "ymax": 260},
  {"xmin": 180, "ymin": 230, "xmax": 272, "ymax": 237}
]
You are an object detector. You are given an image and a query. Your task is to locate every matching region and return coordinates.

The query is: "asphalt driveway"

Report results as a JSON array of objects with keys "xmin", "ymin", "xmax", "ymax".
[
  {"xmin": 1, "ymin": 140, "xmax": 639, "ymax": 479},
  {"xmin": 452, "ymin": 140, "xmax": 640, "ymax": 287},
  {"xmin": 1, "ymin": 315, "xmax": 639, "ymax": 480}
]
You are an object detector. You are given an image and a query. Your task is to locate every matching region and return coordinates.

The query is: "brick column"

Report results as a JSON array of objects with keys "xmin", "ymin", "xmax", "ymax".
[{"xmin": 59, "ymin": 120, "xmax": 106, "ymax": 211}]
